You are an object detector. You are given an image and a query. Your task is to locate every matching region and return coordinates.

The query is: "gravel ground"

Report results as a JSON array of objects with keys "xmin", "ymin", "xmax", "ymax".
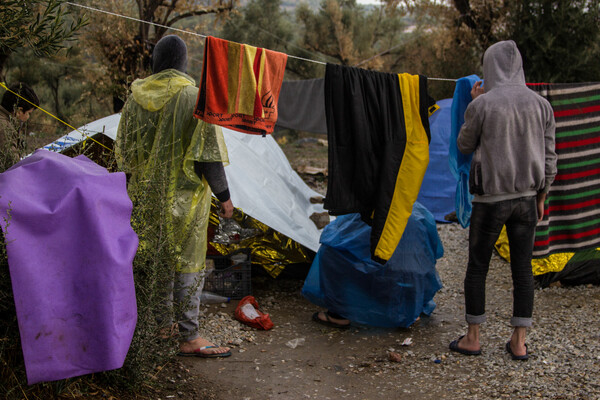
[
  {"xmin": 430, "ymin": 223, "xmax": 600, "ymax": 399},
  {"xmin": 163, "ymin": 220, "xmax": 600, "ymax": 400}
]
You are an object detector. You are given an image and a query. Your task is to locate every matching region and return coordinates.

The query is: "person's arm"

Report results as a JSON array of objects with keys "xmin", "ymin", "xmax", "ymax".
[
  {"xmin": 456, "ymin": 102, "xmax": 483, "ymax": 155},
  {"xmin": 536, "ymin": 192, "xmax": 546, "ymax": 223},
  {"xmin": 470, "ymin": 80, "xmax": 485, "ymax": 100},
  {"xmin": 194, "ymin": 161, "xmax": 233, "ymax": 218},
  {"xmin": 542, "ymin": 111, "xmax": 558, "ymax": 195},
  {"xmin": 537, "ymin": 107, "xmax": 558, "ymax": 223}
]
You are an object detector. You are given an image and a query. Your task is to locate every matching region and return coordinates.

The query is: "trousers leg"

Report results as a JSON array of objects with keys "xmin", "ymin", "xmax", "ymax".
[
  {"xmin": 464, "ymin": 201, "xmax": 508, "ymax": 324},
  {"xmin": 505, "ymin": 196, "xmax": 537, "ymax": 327},
  {"xmin": 174, "ymin": 272, "xmax": 205, "ymax": 342}
]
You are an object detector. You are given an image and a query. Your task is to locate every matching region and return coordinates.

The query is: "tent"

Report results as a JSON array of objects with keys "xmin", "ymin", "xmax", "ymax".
[{"xmin": 42, "ymin": 114, "xmax": 327, "ymax": 254}]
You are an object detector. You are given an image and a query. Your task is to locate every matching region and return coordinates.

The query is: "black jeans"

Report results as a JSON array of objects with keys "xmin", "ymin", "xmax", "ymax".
[{"xmin": 464, "ymin": 196, "xmax": 537, "ymax": 327}]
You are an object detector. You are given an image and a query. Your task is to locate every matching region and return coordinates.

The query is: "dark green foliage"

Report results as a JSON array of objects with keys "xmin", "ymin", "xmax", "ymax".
[
  {"xmin": 506, "ymin": 0, "xmax": 600, "ymax": 83},
  {"xmin": 448, "ymin": 0, "xmax": 600, "ymax": 83},
  {"xmin": 294, "ymin": 0, "xmax": 409, "ymax": 76},
  {"xmin": 9, "ymin": 48, "xmax": 92, "ymax": 125},
  {"xmin": 0, "ymin": 0, "xmax": 87, "ymax": 77},
  {"xmin": 0, "ymin": 210, "xmax": 22, "ymax": 399},
  {"xmin": 96, "ymin": 172, "xmax": 180, "ymax": 391},
  {"xmin": 222, "ymin": 0, "xmax": 293, "ymax": 49}
]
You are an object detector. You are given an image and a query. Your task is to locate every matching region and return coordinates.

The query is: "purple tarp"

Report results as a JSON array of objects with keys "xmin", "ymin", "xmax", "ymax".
[{"xmin": 0, "ymin": 150, "xmax": 138, "ymax": 385}]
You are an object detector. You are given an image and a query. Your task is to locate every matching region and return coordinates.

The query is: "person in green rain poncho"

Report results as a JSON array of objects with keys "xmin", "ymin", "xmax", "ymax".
[{"xmin": 116, "ymin": 35, "xmax": 233, "ymax": 358}]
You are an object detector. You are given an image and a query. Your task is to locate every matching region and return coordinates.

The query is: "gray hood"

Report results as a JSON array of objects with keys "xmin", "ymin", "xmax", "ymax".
[{"xmin": 483, "ymin": 40, "xmax": 526, "ymax": 91}]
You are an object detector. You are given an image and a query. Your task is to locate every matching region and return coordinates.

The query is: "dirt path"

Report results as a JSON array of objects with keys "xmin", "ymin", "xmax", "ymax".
[
  {"xmin": 180, "ymin": 284, "xmax": 463, "ymax": 400},
  {"xmin": 167, "ymin": 223, "xmax": 600, "ymax": 400}
]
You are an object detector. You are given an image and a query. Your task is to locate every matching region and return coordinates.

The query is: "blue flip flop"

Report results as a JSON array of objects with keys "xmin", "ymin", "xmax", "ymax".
[
  {"xmin": 449, "ymin": 335, "xmax": 482, "ymax": 356},
  {"xmin": 505, "ymin": 341, "xmax": 529, "ymax": 361}
]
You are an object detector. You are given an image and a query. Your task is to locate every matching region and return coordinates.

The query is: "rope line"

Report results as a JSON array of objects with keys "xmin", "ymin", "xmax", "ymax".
[
  {"xmin": 65, "ymin": 2, "xmax": 204, "ymax": 38},
  {"xmin": 428, "ymin": 77, "xmax": 458, "ymax": 82}
]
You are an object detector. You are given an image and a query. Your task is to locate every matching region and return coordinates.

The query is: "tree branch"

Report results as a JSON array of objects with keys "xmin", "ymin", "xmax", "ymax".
[
  {"xmin": 452, "ymin": 0, "xmax": 477, "ymax": 29},
  {"xmin": 165, "ymin": 3, "xmax": 234, "ymax": 27}
]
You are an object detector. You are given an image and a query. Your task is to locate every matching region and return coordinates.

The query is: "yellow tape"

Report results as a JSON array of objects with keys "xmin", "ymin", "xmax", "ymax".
[{"xmin": 0, "ymin": 81, "xmax": 113, "ymax": 153}]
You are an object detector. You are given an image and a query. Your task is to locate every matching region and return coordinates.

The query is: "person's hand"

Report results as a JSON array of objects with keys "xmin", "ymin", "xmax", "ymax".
[
  {"xmin": 219, "ymin": 199, "xmax": 234, "ymax": 219},
  {"xmin": 536, "ymin": 192, "xmax": 546, "ymax": 223},
  {"xmin": 471, "ymin": 81, "xmax": 485, "ymax": 100}
]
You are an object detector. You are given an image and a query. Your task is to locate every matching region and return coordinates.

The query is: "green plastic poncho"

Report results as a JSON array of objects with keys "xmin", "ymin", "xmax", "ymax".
[{"xmin": 116, "ymin": 69, "xmax": 228, "ymax": 273}]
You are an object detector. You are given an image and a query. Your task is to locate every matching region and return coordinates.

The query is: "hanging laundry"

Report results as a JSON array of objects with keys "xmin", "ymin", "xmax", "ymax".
[
  {"xmin": 449, "ymin": 75, "xmax": 480, "ymax": 228},
  {"xmin": 324, "ymin": 64, "xmax": 437, "ymax": 263},
  {"xmin": 526, "ymin": 82, "xmax": 600, "ymax": 257},
  {"xmin": 194, "ymin": 36, "xmax": 287, "ymax": 136},
  {"xmin": 275, "ymin": 78, "xmax": 327, "ymax": 134}
]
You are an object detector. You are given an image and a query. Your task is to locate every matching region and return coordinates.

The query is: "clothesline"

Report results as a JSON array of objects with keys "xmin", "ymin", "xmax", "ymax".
[{"xmin": 64, "ymin": 1, "xmax": 457, "ymax": 82}]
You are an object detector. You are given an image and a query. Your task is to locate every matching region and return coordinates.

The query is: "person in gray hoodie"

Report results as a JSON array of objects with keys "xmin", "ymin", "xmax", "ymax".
[{"xmin": 449, "ymin": 40, "xmax": 557, "ymax": 360}]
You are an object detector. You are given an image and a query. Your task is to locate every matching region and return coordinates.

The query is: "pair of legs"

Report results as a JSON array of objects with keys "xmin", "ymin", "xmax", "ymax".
[
  {"xmin": 456, "ymin": 196, "xmax": 537, "ymax": 357},
  {"xmin": 169, "ymin": 272, "xmax": 230, "ymax": 356}
]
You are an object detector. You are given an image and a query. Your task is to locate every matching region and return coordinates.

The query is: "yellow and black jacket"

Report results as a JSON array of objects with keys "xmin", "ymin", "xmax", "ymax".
[{"xmin": 324, "ymin": 64, "xmax": 438, "ymax": 263}]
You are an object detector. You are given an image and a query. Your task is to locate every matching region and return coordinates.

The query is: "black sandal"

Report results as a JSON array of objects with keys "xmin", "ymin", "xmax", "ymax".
[
  {"xmin": 312, "ymin": 311, "xmax": 350, "ymax": 329},
  {"xmin": 505, "ymin": 341, "xmax": 529, "ymax": 361},
  {"xmin": 449, "ymin": 335, "xmax": 482, "ymax": 356}
]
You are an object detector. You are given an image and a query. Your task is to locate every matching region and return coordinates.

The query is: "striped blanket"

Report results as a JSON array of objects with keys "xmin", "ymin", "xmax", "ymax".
[{"xmin": 529, "ymin": 82, "xmax": 600, "ymax": 258}]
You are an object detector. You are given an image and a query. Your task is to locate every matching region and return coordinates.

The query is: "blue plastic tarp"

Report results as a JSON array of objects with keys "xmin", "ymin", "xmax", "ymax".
[
  {"xmin": 449, "ymin": 75, "xmax": 480, "ymax": 228},
  {"xmin": 417, "ymin": 98, "xmax": 455, "ymax": 222},
  {"xmin": 301, "ymin": 202, "xmax": 443, "ymax": 328}
]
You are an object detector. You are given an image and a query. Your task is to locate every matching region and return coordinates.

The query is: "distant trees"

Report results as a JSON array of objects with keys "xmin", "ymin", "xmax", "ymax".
[
  {"xmin": 449, "ymin": 0, "xmax": 600, "ymax": 82},
  {"xmin": 506, "ymin": 0, "xmax": 600, "ymax": 83},
  {"xmin": 3, "ymin": 0, "xmax": 600, "ymax": 127},
  {"xmin": 221, "ymin": 0, "xmax": 324, "ymax": 78},
  {"xmin": 296, "ymin": 0, "xmax": 407, "ymax": 69},
  {"xmin": 85, "ymin": 0, "xmax": 236, "ymax": 111}
]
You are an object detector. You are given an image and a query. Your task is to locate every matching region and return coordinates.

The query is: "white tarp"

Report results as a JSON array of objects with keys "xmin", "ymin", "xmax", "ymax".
[{"xmin": 43, "ymin": 114, "xmax": 326, "ymax": 252}]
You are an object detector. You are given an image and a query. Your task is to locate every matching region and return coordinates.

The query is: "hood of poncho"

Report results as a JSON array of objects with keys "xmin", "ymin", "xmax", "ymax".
[{"xmin": 130, "ymin": 69, "xmax": 195, "ymax": 112}]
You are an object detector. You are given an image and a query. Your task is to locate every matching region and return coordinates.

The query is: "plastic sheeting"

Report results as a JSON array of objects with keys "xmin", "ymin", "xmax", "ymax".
[
  {"xmin": 0, "ymin": 150, "xmax": 138, "ymax": 384},
  {"xmin": 534, "ymin": 248, "xmax": 600, "ymax": 288},
  {"xmin": 41, "ymin": 113, "xmax": 120, "ymax": 153},
  {"xmin": 220, "ymin": 128, "xmax": 326, "ymax": 252},
  {"xmin": 449, "ymin": 75, "xmax": 480, "ymax": 228},
  {"xmin": 417, "ymin": 98, "xmax": 455, "ymax": 222},
  {"xmin": 496, "ymin": 227, "xmax": 600, "ymax": 287},
  {"xmin": 44, "ymin": 114, "xmax": 326, "ymax": 253},
  {"xmin": 301, "ymin": 202, "xmax": 443, "ymax": 328},
  {"xmin": 116, "ymin": 70, "xmax": 228, "ymax": 273}
]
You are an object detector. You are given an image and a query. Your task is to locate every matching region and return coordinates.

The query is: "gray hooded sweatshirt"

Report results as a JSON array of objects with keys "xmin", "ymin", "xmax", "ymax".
[{"xmin": 457, "ymin": 40, "xmax": 557, "ymax": 203}]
